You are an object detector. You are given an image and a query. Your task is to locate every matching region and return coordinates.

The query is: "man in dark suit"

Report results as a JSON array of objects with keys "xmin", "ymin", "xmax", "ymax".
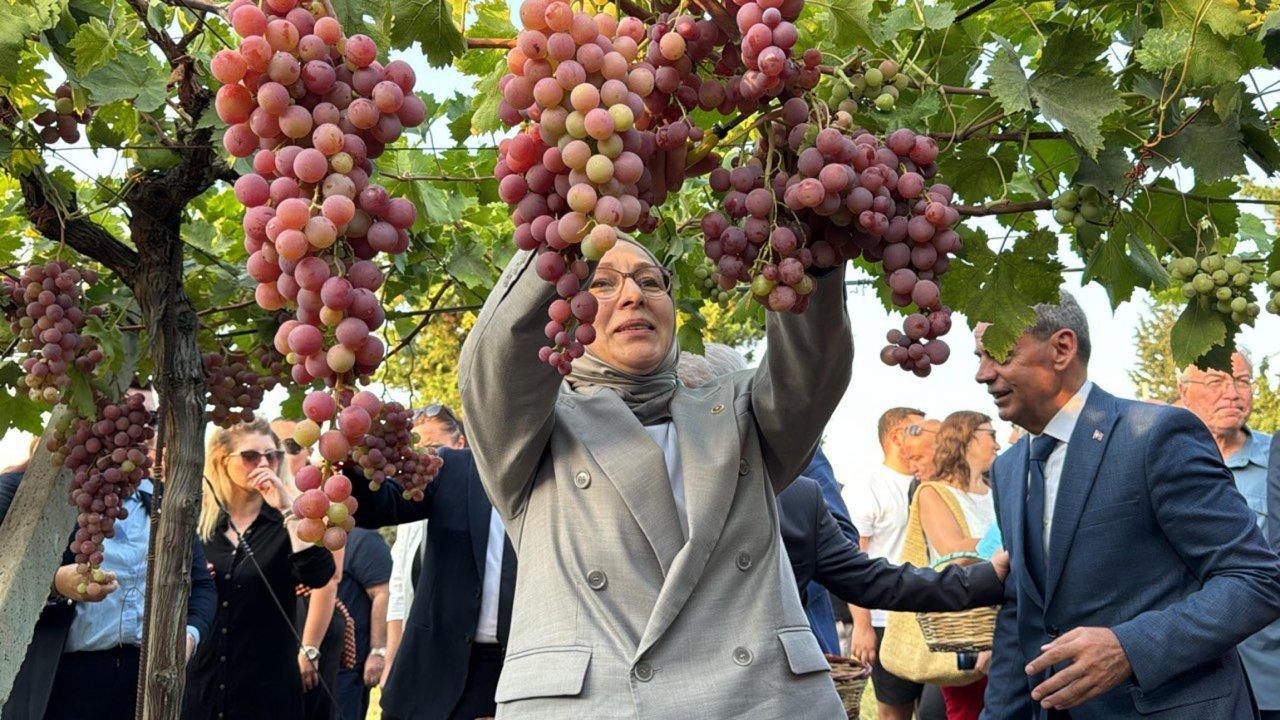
[
  {"xmin": 0, "ymin": 388, "xmax": 215, "ymax": 720},
  {"xmin": 778, "ymin": 474, "xmax": 1007, "ymax": 615},
  {"xmin": 348, "ymin": 429, "xmax": 513, "ymax": 720},
  {"xmin": 976, "ymin": 291, "xmax": 1280, "ymax": 719}
]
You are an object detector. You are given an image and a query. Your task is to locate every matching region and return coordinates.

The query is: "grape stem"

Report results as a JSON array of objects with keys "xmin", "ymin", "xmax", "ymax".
[
  {"xmin": 467, "ymin": 37, "xmax": 517, "ymax": 49},
  {"xmin": 119, "ymin": 298, "xmax": 259, "ymax": 331},
  {"xmin": 955, "ymin": 199, "xmax": 1053, "ymax": 216},
  {"xmin": 386, "ymin": 282, "xmax": 455, "ymax": 359}
]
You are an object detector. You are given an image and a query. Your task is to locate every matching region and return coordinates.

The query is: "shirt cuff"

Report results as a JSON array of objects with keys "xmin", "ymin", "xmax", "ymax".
[{"xmin": 186, "ymin": 625, "xmax": 201, "ymax": 648}]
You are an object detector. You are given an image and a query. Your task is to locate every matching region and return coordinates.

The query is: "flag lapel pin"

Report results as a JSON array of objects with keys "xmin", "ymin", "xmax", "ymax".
[{"xmin": 1092, "ymin": 429, "xmax": 1104, "ymax": 441}]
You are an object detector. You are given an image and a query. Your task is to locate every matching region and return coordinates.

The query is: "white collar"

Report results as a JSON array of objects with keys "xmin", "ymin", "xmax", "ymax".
[
  {"xmin": 878, "ymin": 462, "xmax": 914, "ymax": 488},
  {"xmin": 1034, "ymin": 380, "xmax": 1094, "ymax": 444}
]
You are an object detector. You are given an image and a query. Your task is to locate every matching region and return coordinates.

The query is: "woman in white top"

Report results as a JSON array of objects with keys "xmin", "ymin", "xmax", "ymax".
[{"xmin": 917, "ymin": 410, "xmax": 1000, "ymax": 720}]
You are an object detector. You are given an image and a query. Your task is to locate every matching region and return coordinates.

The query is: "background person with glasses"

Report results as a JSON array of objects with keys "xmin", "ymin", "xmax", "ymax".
[
  {"xmin": 1177, "ymin": 351, "xmax": 1280, "ymax": 718},
  {"xmin": 184, "ymin": 418, "xmax": 336, "ymax": 720}
]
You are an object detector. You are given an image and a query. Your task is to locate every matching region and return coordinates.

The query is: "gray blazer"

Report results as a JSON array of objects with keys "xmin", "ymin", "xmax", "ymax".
[{"xmin": 459, "ymin": 251, "xmax": 854, "ymax": 719}]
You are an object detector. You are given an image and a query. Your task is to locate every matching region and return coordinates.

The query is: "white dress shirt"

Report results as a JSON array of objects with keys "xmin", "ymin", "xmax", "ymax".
[
  {"xmin": 475, "ymin": 507, "xmax": 506, "ymax": 644},
  {"xmin": 643, "ymin": 421, "xmax": 689, "ymax": 540},
  {"xmin": 387, "ymin": 519, "xmax": 426, "ymax": 623},
  {"xmin": 1028, "ymin": 380, "xmax": 1094, "ymax": 558}
]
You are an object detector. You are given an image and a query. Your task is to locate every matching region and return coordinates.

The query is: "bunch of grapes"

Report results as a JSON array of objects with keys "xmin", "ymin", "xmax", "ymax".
[
  {"xmin": 291, "ymin": 462, "xmax": 355, "ymax": 550},
  {"xmin": 32, "ymin": 84, "xmax": 94, "ymax": 145},
  {"xmin": 2, "ymin": 262, "xmax": 105, "ymax": 403},
  {"xmin": 203, "ymin": 350, "xmax": 283, "ymax": 428},
  {"xmin": 1051, "ymin": 186, "xmax": 1108, "ymax": 231},
  {"xmin": 347, "ymin": 401, "xmax": 443, "ymax": 500},
  {"xmin": 51, "ymin": 394, "xmax": 154, "ymax": 578},
  {"xmin": 1266, "ymin": 270, "xmax": 1280, "ymax": 315},
  {"xmin": 842, "ymin": 59, "xmax": 908, "ymax": 112},
  {"xmin": 731, "ymin": 0, "xmax": 820, "ymax": 104},
  {"xmin": 1169, "ymin": 254, "xmax": 1264, "ymax": 325},
  {"xmin": 216, "ymin": 0, "xmax": 438, "ymax": 530}
]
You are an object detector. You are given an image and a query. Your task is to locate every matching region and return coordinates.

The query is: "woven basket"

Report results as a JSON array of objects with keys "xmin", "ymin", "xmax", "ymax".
[
  {"xmin": 825, "ymin": 654, "xmax": 869, "ymax": 717},
  {"xmin": 915, "ymin": 551, "xmax": 999, "ymax": 653}
]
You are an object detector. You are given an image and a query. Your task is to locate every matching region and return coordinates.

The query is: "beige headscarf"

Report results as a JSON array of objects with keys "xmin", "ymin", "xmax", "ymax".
[{"xmin": 565, "ymin": 239, "xmax": 679, "ymax": 425}]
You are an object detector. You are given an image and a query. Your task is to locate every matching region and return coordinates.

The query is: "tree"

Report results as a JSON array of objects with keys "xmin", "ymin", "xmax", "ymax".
[{"xmin": 2, "ymin": 0, "xmax": 1280, "ymax": 716}]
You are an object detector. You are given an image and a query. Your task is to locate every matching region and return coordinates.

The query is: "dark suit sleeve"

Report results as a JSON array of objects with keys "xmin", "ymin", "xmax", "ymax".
[
  {"xmin": 1112, "ymin": 409, "xmax": 1280, "ymax": 690},
  {"xmin": 347, "ymin": 447, "xmax": 474, "ymax": 528},
  {"xmin": 980, "ymin": 456, "xmax": 1035, "ymax": 719},
  {"xmin": 186, "ymin": 537, "xmax": 215, "ymax": 640},
  {"xmin": 1268, "ymin": 433, "xmax": 1280, "ymax": 550},
  {"xmin": 806, "ymin": 448, "xmax": 859, "ymax": 546},
  {"xmin": 811, "ymin": 493, "xmax": 1004, "ymax": 611}
]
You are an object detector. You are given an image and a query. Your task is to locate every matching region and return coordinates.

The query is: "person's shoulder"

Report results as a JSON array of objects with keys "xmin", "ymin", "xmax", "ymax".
[{"xmin": 780, "ymin": 475, "xmax": 822, "ymax": 503}]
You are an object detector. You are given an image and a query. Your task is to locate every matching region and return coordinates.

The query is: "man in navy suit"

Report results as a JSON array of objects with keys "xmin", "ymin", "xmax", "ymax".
[
  {"xmin": 347, "ymin": 411, "xmax": 514, "ymax": 720},
  {"xmin": 976, "ymin": 291, "xmax": 1280, "ymax": 719}
]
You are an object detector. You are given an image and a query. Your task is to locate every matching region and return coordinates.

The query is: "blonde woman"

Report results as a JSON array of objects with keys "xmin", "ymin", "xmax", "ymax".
[
  {"xmin": 917, "ymin": 410, "xmax": 999, "ymax": 720},
  {"xmin": 183, "ymin": 419, "xmax": 336, "ymax": 720}
]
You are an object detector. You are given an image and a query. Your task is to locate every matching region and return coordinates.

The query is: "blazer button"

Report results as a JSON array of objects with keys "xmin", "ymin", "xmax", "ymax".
[
  {"xmin": 463, "ymin": 633, "xmax": 472, "ymax": 643},
  {"xmin": 736, "ymin": 551, "xmax": 752, "ymax": 571},
  {"xmin": 574, "ymin": 470, "xmax": 591, "ymax": 489},
  {"xmin": 738, "ymin": 459, "xmax": 749, "ymax": 476},
  {"xmin": 1048, "ymin": 626, "xmax": 1060, "ymax": 637},
  {"xmin": 587, "ymin": 570, "xmax": 608, "ymax": 590},
  {"xmin": 633, "ymin": 662, "xmax": 653, "ymax": 682},
  {"xmin": 711, "ymin": 403, "xmax": 725, "ymax": 414},
  {"xmin": 732, "ymin": 646, "xmax": 753, "ymax": 666}
]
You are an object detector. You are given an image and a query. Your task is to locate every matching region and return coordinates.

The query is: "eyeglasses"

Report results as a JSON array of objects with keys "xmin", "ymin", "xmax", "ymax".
[
  {"xmin": 1184, "ymin": 377, "xmax": 1253, "ymax": 393},
  {"xmin": 282, "ymin": 439, "xmax": 306, "ymax": 455},
  {"xmin": 587, "ymin": 266, "xmax": 672, "ymax": 299},
  {"xmin": 413, "ymin": 402, "xmax": 460, "ymax": 427},
  {"xmin": 231, "ymin": 450, "xmax": 284, "ymax": 466},
  {"xmin": 906, "ymin": 424, "xmax": 937, "ymax": 437}
]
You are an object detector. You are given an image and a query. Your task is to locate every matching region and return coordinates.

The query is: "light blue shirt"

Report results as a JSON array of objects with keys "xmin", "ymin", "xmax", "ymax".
[
  {"xmin": 1225, "ymin": 429, "xmax": 1280, "ymax": 710},
  {"xmin": 975, "ymin": 522, "xmax": 1003, "ymax": 559},
  {"xmin": 65, "ymin": 480, "xmax": 200, "ymax": 652}
]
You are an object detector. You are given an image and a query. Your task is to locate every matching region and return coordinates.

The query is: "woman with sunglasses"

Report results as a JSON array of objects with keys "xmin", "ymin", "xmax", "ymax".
[
  {"xmin": 914, "ymin": 410, "xmax": 1000, "ymax": 720},
  {"xmin": 183, "ymin": 419, "xmax": 336, "ymax": 720},
  {"xmin": 458, "ymin": 240, "xmax": 866, "ymax": 717}
]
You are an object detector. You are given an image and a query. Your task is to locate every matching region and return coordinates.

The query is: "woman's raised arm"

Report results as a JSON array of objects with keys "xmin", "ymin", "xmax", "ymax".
[
  {"xmin": 750, "ymin": 263, "xmax": 853, "ymax": 494},
  {"xmin": 458, "ymin": 250, "xmax": 565, "ymax": 521}
]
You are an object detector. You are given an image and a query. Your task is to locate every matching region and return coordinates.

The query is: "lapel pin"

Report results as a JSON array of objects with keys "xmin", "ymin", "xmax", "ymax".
[{"xmin": 1092, "ymin": 430, "xmax": 1104, "ymax": 441}]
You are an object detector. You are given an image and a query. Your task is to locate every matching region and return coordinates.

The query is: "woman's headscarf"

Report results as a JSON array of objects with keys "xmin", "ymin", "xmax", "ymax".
[{"xmin": 565, "ymin": 239, "xmax": 680, "ymax": 425}]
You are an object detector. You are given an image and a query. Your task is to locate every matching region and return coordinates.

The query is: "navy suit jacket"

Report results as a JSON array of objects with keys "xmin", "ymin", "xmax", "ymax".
[
  {"xmin": 982, "ymin": 386, "xmax": 1280, "ymax": 720},
  {"xmin": 0, "ymin": 469, "xmax": 215, "ymax": 720},
  {"xmin": 348, "ymin": 447, "xmax": 514, "ymax": 720},
  {"xmin": 798, "ymin": 449, "xmax": 859, "ymax": 653},
  {"xmin": 777, "ymin": 476, "xmax": 1003, "ymax": 615}
]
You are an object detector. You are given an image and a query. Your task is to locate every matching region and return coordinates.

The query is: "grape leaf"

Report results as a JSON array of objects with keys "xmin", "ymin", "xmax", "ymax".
[
  {"xmin": 66, "ymin": 17, "xmax": 117, "ymax": 75},
  {"xmin": 389, "ymin": 0, "xmax": 466, "ymax": 67},
  {"xmin": 1170, "ymin": 301, "xmax": 1228, "ymax": 368},
  {"xmin": 1166, "ymin": 0, "xmax": 1248, "ymax": 39},
  {"xmin": 1072, "ymin": 134, "xmax": 1131, "ymax": 195},
  {"xmin": 935, "ymin": 141, "xmax": 1020, "ymax": 204},
  {"xmin": 922, "ymin": 3, "xmax": 956, "ymax": 30},
  {"xmin": 1238, "ymin": 213, "xmax": 1270, "ymax": 255},
  {"xmin": 1155, "ymin": 113, "xmax": 1247, "ymax": 183},
  {"xmin": 80, "ymin": 52, "xmax": 168, "ymax": 112},
  {"xmin": 1135, "ymin": 27, "xmax": 1191, "ymax": 73},
  {"xmin": 1035, "ymin": 27, "xmax": 1107, "ymax": 78},
  {"xmin": 0, "ymin": 362, "xmax": 44, "ymax": 435},
  {"xmin": 1028, "ymin": 74, "xmax": 1124, "ymax": 157},
  {"xmin": 85, "ymin": 100, "xmax": 137, "ymax": 148},
  {"xmin": 469, "ymin": 0, "xmax": 515, "ymax": 38},
  {"xmin": 986, "ymin": 40, "xmax": 1032, "ymax": 115},
  {"xmin": 469, "ymin": 58, "xmax": 505, "ymax": 136},
  {"xmin": 1260, "ymin": 10, "xmax": 1280, "ymax": 66},
  {"xmin": 825, "ymin": 0, "xmax": 875, "ymax": 51},
  {"xmin": 1083, "ymin": 224, "xmax": 1168, "ymax": 308},
  {"xmin": 0, "ymin": 0, "xmax": 66, "ymax": 81}
]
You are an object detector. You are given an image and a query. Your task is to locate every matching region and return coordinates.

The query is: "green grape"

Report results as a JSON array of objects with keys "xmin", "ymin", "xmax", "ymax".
[
  {"xmin": 1231, "ymin": 297, "xmax": 1248, "ymax": 313},
  {"xmin": 1269, "ymin": 271, "xmax": 1280, "ymax": 288},
  {"xmin": 893, "ymin": 74, "xmax": 910, "ymax": 91},
  {"xmin": 1192, "ymin": 274, "xmax": 1215, "ymax": 294},
  {"xmin": 1215, "ymin": 287, "xmax": 1233, "ymax": 301},
  {"xmin": 1053, "ymin": 208, "xmax": 1075, "ymax": 225},
  {"xmin": 1224, "ymin": 257, "xmax": 1244, "ymax": 275},
  {"xmin": 1182, "ymin": 283, "xmax": 1198, "ymax": 299},
  {"xmin": 1212, "ymin": 269, "xmax": 1230, "ymax": 285},
  {"xmin": 1071, "ymin": 214, "xmax": 1088, "ymax": 230},
  {"xmin": 1079, "ymin": 203, "xmax": 1105, "ymax": 222},
  {"xmin": 875, "ymin": 93, "xmax": 895, "ymax": 111},
  {"xmin": 1233, "ymin": 272, "xmax": 1250, "ymax": 287},
  {"xmin": 831, "ymin": 83, "xmax": 850, "ymax": 103},
  {"xmin": 864, "ymin": 68, "xmax": 884, "ymax": 88},
  {"xmin": 879, "ymin": 59, "xmax": 900, "ymax": 80}
]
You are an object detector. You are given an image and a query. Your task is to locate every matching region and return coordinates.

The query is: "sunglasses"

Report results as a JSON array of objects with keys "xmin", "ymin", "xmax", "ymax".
[
  {"xmin": 231, "ymin": 450, "xmax": 284, "ymax": 466},
  {"xmin": 413, "ymin": 403, "xmax": 460, "ymax": 426},
  {"xmin": 906, "ymin": 424, "xmax": 937, "ymax": 437}
]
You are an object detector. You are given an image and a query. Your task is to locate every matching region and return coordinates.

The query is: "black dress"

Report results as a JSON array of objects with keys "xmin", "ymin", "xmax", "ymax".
[{"xmin": 183, "ymin": 506, "xmax": 335, "ymax": 720}]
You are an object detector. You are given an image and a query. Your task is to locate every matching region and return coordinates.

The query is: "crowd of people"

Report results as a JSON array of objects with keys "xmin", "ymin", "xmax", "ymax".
[{"xmin": 3, "ymin": 239, "xmax": 1280, "ymax": 720}]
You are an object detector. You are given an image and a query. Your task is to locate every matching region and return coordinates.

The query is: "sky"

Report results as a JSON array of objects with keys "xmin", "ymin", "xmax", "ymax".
[{"xmin": 3, "ymin": 12, "xmax": 1280, "ymax": 482}]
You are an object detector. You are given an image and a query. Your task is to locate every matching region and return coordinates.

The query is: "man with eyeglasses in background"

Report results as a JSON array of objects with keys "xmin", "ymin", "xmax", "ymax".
[
  {"xmin": 348, "ymin": 402, "xmax": 516, "ymax": 720},
  {"xmin": 903, "ymin": 419, "xmax": 942, "ymax": 483},
  {"xmin": 0, "ymin": 382, "xmax": 216, "ymax": 720},
  {"xmin": 1177, "ymin": 350, "xmax": 1280, "ymax": 718}
]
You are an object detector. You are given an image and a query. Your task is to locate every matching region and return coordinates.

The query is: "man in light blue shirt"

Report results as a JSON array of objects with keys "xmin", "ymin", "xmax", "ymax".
[{"xmin": 1179, "ymin": 352, "xmax": 1279, "ymax": 717}]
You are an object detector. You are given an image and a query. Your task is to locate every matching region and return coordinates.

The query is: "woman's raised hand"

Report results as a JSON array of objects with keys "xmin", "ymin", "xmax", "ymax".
[{"xmin": 250, "ymin": 467, "xmax": 296, "ymax": 511}]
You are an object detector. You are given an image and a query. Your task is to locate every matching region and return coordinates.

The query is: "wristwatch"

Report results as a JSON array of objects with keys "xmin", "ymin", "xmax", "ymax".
[
  {"xmin": 300, "ymin": 645, "xmax": 320, "ymax": 662},
  {"xmin": 369, "ymin": 647, "xmax": 387, "ymax": 658}
]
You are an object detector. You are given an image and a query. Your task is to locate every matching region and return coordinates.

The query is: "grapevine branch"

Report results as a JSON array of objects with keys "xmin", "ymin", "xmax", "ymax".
[
  {"xmin": 955, "ymin": 0, "xmax": 999, "ymax": 21},
  {"xmin": 466, "ymin": 38, "xmax": 517, "ymax": 49},
  {"xmin": 118, "ymin": 298, "xmax": 258, "ymax": 331},
  {"xmin": 955, "ymin": 198, "xmax": 1053, "ymax": 216},
  {"xmin": 387, "ymin": 283, "xmax": 454, "ymax": 359},
  {"xmin": 16, "ymin": 171, "xmax": 140, "ymax": 283}
]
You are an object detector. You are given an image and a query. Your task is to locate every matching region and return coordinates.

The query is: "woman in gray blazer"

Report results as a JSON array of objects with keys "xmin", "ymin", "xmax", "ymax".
[{"xmin": 459, "ymin": 239, "xmax": 853, "ymax": 718}]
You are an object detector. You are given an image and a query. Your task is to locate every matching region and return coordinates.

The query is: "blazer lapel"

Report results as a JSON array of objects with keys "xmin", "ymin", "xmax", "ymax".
[
  {"xmin": 1006, "ymin": 438, "xmax": 1044, "ymax": 608},
  {"xmin": 558, "ymin": 390, "xmax": 686, "ymax": 575},
  {"xmin": 468, "ymin": 473, "xmax": 491, "ymax": 579},
  {"xmin": 1044, "ymin": 387, "xmax": 1119, "ymax": 608},
  {"xmin": 634, "ymin": 385, "xmax": 740, "ymax": 659}
]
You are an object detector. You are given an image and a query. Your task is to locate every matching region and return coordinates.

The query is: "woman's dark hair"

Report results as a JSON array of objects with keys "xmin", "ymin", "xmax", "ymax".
[{"xmin": 931, "ymin": 410, "xmax": 991, "ymax": 489}]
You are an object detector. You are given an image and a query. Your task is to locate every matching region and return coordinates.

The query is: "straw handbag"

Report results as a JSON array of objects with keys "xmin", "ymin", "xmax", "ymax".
[{"xmin": 878, "ymin": 481, "xmax": 989, "ymax": 686}]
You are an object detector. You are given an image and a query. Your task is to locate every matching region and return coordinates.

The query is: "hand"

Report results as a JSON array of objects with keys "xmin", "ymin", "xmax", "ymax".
[
  {"xmin": 363, "ymin": 653, "xmax": 385, "ymax": 687},
  {"xmin": 185, "ymin": 633, "xmax": 197, "ymax": 663},
  {"xmin": 1026, "ymin": 627, "xmax": 1131, "ymax": 710},
  {"xmin": 850, "ymin": 623, "xmax": 878, "ymax": 667},
  {"xmin": 991, "ymin": 549, "xmax": 1010, "ymax": 582},
  {"xmin": 250, "ymin": 467, "xmax": 294, "ymax": 511},
  {"xmin": 52, "ymin": 564, "xmax": 117, "ymax": 601},
  {"xmin": 976, "ymin": 650, "xmax": 992, "ymax": 676},
  {"xmin": 298, "ymin": 653, "xmax": 319, "ymax": 691},
  {"xmin": 379, "ymin": 655, "xmax": 394, "ymax": 688}
]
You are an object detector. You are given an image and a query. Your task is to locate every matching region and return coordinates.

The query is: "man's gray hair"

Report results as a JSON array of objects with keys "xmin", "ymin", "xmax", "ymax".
[{"xmin": 1029, "ymin": 290, "xmax": 1091, "ymax": 363}]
